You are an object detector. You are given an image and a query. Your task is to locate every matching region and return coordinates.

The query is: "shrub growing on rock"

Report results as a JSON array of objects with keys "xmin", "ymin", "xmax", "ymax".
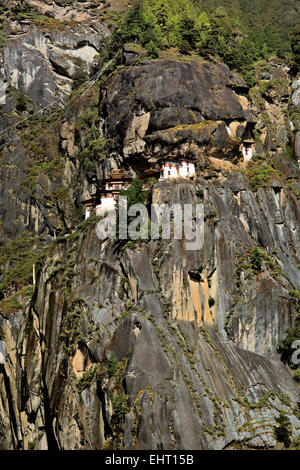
[{"xmin": 274, "ymin": 412, "xmax": 292, "ymax": 448}]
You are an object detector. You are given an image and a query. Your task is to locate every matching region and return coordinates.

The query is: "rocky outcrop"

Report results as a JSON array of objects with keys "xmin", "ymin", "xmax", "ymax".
[
  {"xmin": 26, "ymin": 0, "xmax": 104, "ymax": 23},
  {"xmin": 2, "ymin": 28, "xmax": 108, "ymax": 106},
  {"xmin": 0, "ymin": 173, "xmax": 300, "ymax": 450},
  {"xmin": 291, "ymin": 78, "xmax": 300, "ymax": 159},
  {"xmin": 0, "ymin": 88, "xmax": 99, "ymax": 242},
  {"xmin": 102, "ymin": 58, "xmax": 253, "ymax": 162},
  {"xmin": 0, "ymin": 3, "xmax": 111, "ymax": 242}
]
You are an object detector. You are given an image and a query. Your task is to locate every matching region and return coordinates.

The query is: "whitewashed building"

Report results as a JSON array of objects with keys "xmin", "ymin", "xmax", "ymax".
[
  {"xmin": 83, "ymin": 170, "xmax": 131, "ymax": 219},
  {"xmin": 160, "ymin": 160, "xmax": 195, "ymax": 180},
  {"xmin": 242, "ymin": 140, "xmax": 254, "ymax": 162},
  {"xmin": 95, "ymin": 194, "xmax": 116, "ymax": 216},
  {"xmin": 242, "ymin": 145, "xmax": 253, "ymax": 162},
  {"xmin": 85, "ymin": 202, "xmax": 93, "ymax": 220}
]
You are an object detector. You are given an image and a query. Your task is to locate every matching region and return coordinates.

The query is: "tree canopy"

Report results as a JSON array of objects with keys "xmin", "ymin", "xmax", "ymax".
[{"xmin": 106, "ymin": 0, "xmax": 300, "ymax": 81}]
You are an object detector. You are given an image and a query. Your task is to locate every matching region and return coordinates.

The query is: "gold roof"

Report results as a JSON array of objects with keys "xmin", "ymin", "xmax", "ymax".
[{"xmin": 109, "ymin": 169, "xmax": 126, "ymax": 179}]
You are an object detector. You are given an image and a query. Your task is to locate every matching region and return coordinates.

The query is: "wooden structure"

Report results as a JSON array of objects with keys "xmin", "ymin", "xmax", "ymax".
[{"xmin": 82, "ymin": 170, "xmax": 132, "ymax": 219}]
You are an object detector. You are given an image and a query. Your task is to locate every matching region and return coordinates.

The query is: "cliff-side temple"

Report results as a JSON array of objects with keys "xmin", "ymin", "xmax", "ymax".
[
  {"xmin": 82, "ymin": 169, "xmax": 132, "ymax": 219},
  {"xmin": 159, "ymin": 160, "xmax": 196, "ymax": 179},
  {"xmin": 82, "ymin": 159, "xmax": 196, "ymax": 218}
]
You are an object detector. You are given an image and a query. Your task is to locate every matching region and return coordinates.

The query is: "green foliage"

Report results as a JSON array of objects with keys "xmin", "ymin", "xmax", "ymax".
[
  {"xmin": 0, "ymin": 233, "xmax": 46, "ymax": 313},
  {"xmin": 243, "ymin": 71, "xmax": 256, "ymax": 88},
  {"xmin": 196, "ymin": 188, "xmax": 204, "ymax": 199},
  {"xmin": 238, "ymin": 247, "xmax": 282, "ymax": 279},
  {"xmin": 291, "ymin": 435, "xmax": 300, "ymax": 450},
  {"xmin": 61, "ymin": 302, "xmax": 86, "ymax": 350},
  {"xmin": 108, "ymin": 351, "xmax": 118, "ymax": 378},
  {"xmin": 77, "ymin": 367, "xmax": 95, "ymax": 393},
  {"xmin": 204, "ymin": 210, "xmax": 217, "ymax": 221},
  {"xmin": 245, "ymin": 161, "xmax": 277, "ymax": 191},
  {"xmin": 29, "ymin": 14, "xmax": 54, "ymax": 25},
  {"xmin": 293, "ymin": 369, "xmax": 300, "ymax": 383},
  {"xmin": 290, "ymin": 24, "xmax": 300, "ymax": 75},
  {"xmin": 116, "ymin": 178, "xmax": 150, "ymax": 248},
  {"xmin": 200, "ymin": 0, "xmax": 298, "ymax": 63},
  {"xmin": 274, "ymin": 412, "xmax": 292, "ymax": 448},
  {"xmin": 6, "ymin": 0, "xmax": 299, "ymax": 78},
  {"xmin": 103, "ymin": 0, "xmax": 299, "ymax": 79},
  {"xmin": 11, "ymin": 1, "xmax": 32, "ymax": 16},
  {"xmin": 0, "ymin": 31, "xmax": 4, "ymax": 48},
  {"xmin": 277, "ymin": 291, "xmax": 300, "ymax": 368},
  {"xmin": 24, "ymin": 158, "xmax": 63, "ymax": 191},
  {"xmin": 80, "ymin": 127, "xmax": 107, "ymax": 163},
  {"xmin": 285, "ymin": 144, "xmax": 294, "ymax": 161},
  {"xmin": 0, "ymin": 294, "xmax": 23, "ymax": 314},
  {"xmin": 111, "ymin": 393, "xmax": 130, "ymax": 434},
  {"xmin": 16, "ymin": 111, "xmax": 60, "ymax": 161},
  {"xmin": 28, "ymin": 440, "xmax": 36, "ymax": 450},
  {"xmin": 119, "ymin": 177, "xmax": 147, "ymax": 207},
  {"xmin": 257, "ymin": 78, "xmax": 288, "ymax": 96},
  {"xmin": 109, "ymin": 0, "xmax": 213, "ymax": 58},
  {"xmin": 145, "ymin": 40, "xmax": 160, "ymax": 58},
  {"xmin": 249, "ymin": 248, "xmax": 263, "ymax": 274},
  {"xmin": 234, "ymin": 390, "xmax": 277, "ymax": 410},
  {"xmin": 2, "ymin": 1, "xmax": 73, "ymax": 29},
  {"xmin": 77, "ymin": 109, "xmax": 106, "ymax": 168},
  {"xmin": 77, "ymin": 109, "xmax": 98, "ymax": 130},
  {"xmin": 72, "ymin": 67, "xmax": 89, "ymax": 91},
  {"xmin": 287, "ymin": 181, "xmax": 300, "ymax": 201},
  {"xmin": 0, "ymin": 233, "xmax": 42, "ymax": 292},
  {"xmin": 16, "ymin": 91, "xmax": 27, "ymax": 112}
]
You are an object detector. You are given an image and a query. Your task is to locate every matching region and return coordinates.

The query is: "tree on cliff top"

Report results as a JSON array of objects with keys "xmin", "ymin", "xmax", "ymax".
[
  {"xmin": 290, "ymin": 24, "xmax": 300, "ymax": 75},
  {"xmin": 106, "ymin": 0, "xmax": 299, "ymax": 79}
]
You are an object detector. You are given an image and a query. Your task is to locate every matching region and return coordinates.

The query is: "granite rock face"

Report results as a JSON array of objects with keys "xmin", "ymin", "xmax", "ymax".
[
  {"xmin": 0, "ymin": 11, "xmax": 299, "ymax": 450},
  {"xmin": 3, "ymin": 28, "xmax": 108, "ymax": 106},
  {"xmin": 102, "ymin": 58, "xmax": 252, "ymax": 161},
  {"xmin": 0, "ymin": 9, "xmax": 109, "ymax": 242},
  {"xmin": 0, "ymin": 176, "xmax": 299, "ymax": 450}
]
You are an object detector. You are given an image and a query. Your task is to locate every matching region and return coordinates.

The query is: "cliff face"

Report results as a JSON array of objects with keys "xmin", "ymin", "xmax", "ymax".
[
  {"xmin": 0, "ymin": 0, "xmax": 110, "ymax": 242},
  {"xmin": 1, "ymin": 177, "xmax": 300, "ymax": 450},
  {"xmin": 0, "ymin": 5, "xmax": 300, "ymax": 451},
  {"xmin": 102, "ymin": 58, "xmax": 249, "ymax": 157}
]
